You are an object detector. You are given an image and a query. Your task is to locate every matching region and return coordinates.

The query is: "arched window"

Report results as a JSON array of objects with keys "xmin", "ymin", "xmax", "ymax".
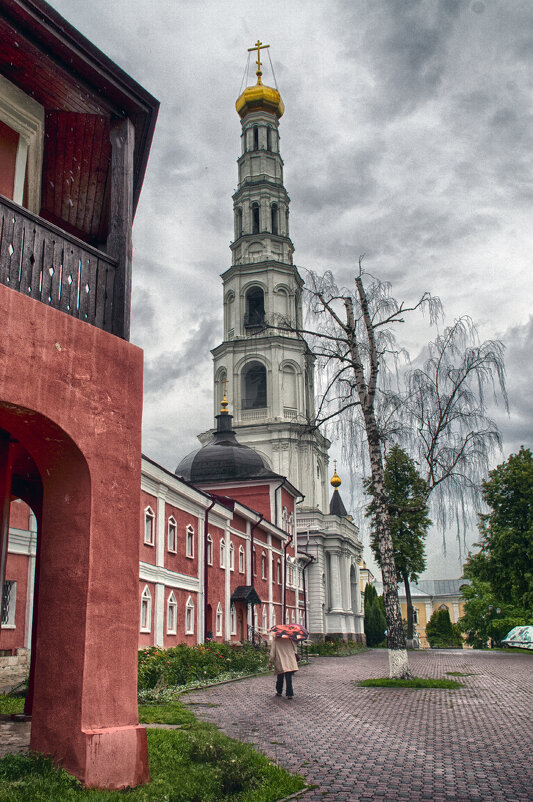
[
  {"xmin": 253, "ymin": 547, "xmax": 257, "ymax": 576},
  {"xmin": 277, "ymin": 558, "xmax": 281, "ymax": 584},
  {"xmin": 291, "ymin": 608, "xmax": 296, "ymax": 623},
  {"xmin": 261, "ymin": 552, "xmax": 267, "ymax": 579},
  {"xmin": 245, "ymin": 287, "xmax": 265, "ymax": 328},
  {"xmin": 186, "ymin": 525, "xmax": 194, "ymax": 558},
  {"xmin": 216, "ymin": 602, "xmax": 223, "ymax": 636},
  {"xmin": 140, "ymin": 585, "xmax": 152, "ymax": 632},
  {"xmin": 144, "ymin": 507, "xmax": 155, "ymax": 545},
  {"xmin": 185, "ymin": 596, "xmax": 195, "ymax": 634},
  {"xmin": 253, "ymin": 125, "xmax": 259, "ymax": 150},
  {"xmin": 207, "ymin": 534, "xmax": 213, "ymax": 566},
  {"xmin": 271, "ymin": 607, "xmax": 276, "ymax": 627},
  {"xmin": 251, "ymin": 202, "xmax": 260, "ymax": 234},
  {"xmin": 281, "ymin": 506, "xmax": 288, "ymax": 532},
  {"xmin": 281, "ymin": 365, "xmax": 297, "ymax": 409},
  {"xmin": 167, "ymin": 591, "xmax": 177, "ymax": 634},
  {"xmin": 262, "ymin": 605, "xmax": 268, "ymax": 632},
  {"xmin": 242, "ymin": 361, "xmax": 267, "ymax": 409},
  {"xmin": 236, "ymin": 207, "xmax": 242, "ymax": 238},
  {"xmin": 239, "ymin": 545, "xmax": 245, "ymax": 573},
  {"xmin": 266, "ymin": 126, "xmax": 271, "ymax": 151},
  {"xmin": 220, "ymin": 538, "xmax": 225, "ymax": 568},
  {"xmin": 230, "ymin": 604, "xmax": 237, "ymax": 635},
  {"xmin": 271, "ymin": 203, "xmax": 278, "ymax": 235},
  {"xmin": 229, "ymin": 541, "xmax": 234, "ymax": 571},
  {"xmin": 168, "ymin": 516, "xmax": 177, "ymax": 552}
]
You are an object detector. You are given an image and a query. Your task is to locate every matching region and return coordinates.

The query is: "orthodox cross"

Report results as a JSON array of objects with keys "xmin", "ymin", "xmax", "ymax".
[
  {"xmin": 248, "ymin": 40, "xmax": 270, "ymax": 85},
  {"xmin": 220, "ymin": 375, "xmax": 229, "ymax": 412}
]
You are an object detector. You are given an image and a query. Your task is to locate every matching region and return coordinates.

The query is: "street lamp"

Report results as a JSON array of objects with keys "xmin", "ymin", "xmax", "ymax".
[{"xmin": 488, "ymin": 605, "xmax": 502, "ymax": 648}]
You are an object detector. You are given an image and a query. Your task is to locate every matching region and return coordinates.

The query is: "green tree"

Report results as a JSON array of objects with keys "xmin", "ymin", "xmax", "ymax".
[
  {"xmin": 364, "ymin": 583, "xmax": 387, "ymax": 647},
  {"xmin": 465, "ymin": 447, "xmax": 533, "ymax": 610},
  {"xmin": 366, "ymin": 446, "xmax": 431, "ymax": 640},
  {"xmin": 459, "ymin": 578, "xmax": 531, "ymax": 649},
  {"xmin": 425, "ymin": 607, "xmax": 463, "ymax": 648}
]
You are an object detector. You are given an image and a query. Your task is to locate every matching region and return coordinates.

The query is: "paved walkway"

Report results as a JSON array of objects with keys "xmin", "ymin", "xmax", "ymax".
[{"xmin": 183, "ymin": 649, "xmax": 533, "ymax": 801}]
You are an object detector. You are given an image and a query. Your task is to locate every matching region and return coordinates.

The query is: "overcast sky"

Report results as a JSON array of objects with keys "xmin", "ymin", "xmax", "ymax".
[{"xmin": 51, "ymin": 0, "xmax": 532, "ymax": 577}]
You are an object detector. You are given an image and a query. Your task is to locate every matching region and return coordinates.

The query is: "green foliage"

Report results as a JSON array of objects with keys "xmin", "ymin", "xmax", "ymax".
[
  {"xmin": 366, "ymin": 446, "xmax": 431, "ymax": 584},
  {"xmin": 425, "ymin": 608, "xmax": 463, "ymax": 648},
  {"xmin": 138, "ymin": 641, "xmax": 269, "ymax": 698},
  {"xmin": 458, "ymin": 577, "xmax": 531, "ymax": 649},
  {"xmin": 358, "ymin": 677, "xmax": 464, "ymax": 689},
  {"xmin": 307, "ymin": 639, "xmax": 365, "ymax": 656},
  {"xmin": 0, "ymin": 716, "xmax": 305, "ymax": 801},
  {"xmin": 364, "ymin": 584, "xmax": 387, "ymax": 646},
  {"xmin": 465, "ymin": 447, "xmax": 533, "ymax": 610}
]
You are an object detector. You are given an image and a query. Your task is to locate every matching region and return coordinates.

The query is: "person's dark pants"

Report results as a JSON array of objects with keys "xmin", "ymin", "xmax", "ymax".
[{"xmin": 276, "ymin": 671, "xmax": 295, "ymax": 697}]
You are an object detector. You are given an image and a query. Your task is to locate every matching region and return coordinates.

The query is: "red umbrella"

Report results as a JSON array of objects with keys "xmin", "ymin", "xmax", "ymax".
[{"xmin": 270, "ymin": 624, "xmax": 309, "ymax": 641}]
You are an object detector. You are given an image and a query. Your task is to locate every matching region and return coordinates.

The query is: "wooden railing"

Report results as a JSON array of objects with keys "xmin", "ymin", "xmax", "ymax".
[{"xmin": 0, "ymin": 195, "xmax": 118, "ymax": 335}]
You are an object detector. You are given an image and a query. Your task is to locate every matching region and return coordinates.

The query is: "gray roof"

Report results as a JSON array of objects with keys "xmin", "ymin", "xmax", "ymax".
[{"xmin": 416, "ymin": 579, "xmax": 471, "ymax": 596}]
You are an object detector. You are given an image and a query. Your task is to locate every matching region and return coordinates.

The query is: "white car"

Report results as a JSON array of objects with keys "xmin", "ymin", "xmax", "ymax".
[{"xmin": 501, "ymin": 625, "xmax": 533, "ymax": 650}]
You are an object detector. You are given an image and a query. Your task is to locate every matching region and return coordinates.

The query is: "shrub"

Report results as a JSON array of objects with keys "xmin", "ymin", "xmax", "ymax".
[
  {"xmin": 364, "ymin": 584, "xmax": 387, "ymax": 646},
  {"xmin": 426, "ymin": 608, "xmax": 463, "ymax": 648}
]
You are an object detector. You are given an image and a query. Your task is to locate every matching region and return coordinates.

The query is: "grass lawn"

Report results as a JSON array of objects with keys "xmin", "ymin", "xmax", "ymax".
[
  {"xmin": 0, "ymin": 697, "xmax": 306, "ymax": 801},
  {"xmin": 358, "ymin": 677, "xmax": 464, "ymax": 689}
]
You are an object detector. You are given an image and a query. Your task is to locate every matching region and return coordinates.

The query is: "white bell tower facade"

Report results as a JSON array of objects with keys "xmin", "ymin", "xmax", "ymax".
[{"xmin": 210, "ymin": 46, "xmax": 330, "ymax": 514}]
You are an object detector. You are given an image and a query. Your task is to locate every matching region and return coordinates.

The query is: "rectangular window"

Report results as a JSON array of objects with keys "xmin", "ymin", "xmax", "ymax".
[
  {"xmin": 186, "ymin": 526, "xmax": 194, "ymax": 558},
  {"xmin": 168, "ymin": 518, "xmax": 177, "ymax": 552},
  {"xmin": 144, "ymin": 509, "xmax": 155, "ymax": 546},
  {"xmin": 1, "ymin": 580, "xmax": 16, "ymax": 628}
]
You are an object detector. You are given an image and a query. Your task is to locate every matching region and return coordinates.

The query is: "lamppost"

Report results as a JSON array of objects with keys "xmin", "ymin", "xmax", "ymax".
[{"xmin": 488, "ymin": 605, "xmax": 501, "ymax": 648}]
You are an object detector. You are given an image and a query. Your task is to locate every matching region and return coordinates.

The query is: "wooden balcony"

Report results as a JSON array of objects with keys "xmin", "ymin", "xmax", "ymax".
[{"xmin": 0, "ymin": 195, "xmax": 120, "ymax": 336}]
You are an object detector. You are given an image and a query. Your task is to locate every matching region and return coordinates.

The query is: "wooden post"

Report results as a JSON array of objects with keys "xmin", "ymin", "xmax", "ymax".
[
  {"xmin": 0, "ymin": 430, "xmax": 14, "ymax": 630},
  {"xmin": 108, "ymin": 118, "xmax": 135, "ymax": 340}
]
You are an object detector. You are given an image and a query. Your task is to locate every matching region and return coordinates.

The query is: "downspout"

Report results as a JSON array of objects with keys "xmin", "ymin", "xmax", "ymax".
[
  {"xmin": 203, "ymin": 497, "xmax": 216, "ymax": 642},
  {"xmin": 250, "ymin": 513, "xmax": 263, "ymax": 636}
]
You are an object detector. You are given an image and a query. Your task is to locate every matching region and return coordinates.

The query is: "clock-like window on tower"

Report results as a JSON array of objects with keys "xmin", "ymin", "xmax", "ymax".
[
  {"xmin": 251, "ymin": 202, "xmax": 260, "ymax": 234},
  {"xmin": 242, "ymin": 361, "xmax": 267, "ymax": 410},
  {"xmin": 244, "ymin": 287, "xmax": 264, "ymax": 328},
  {"xmin": 271, "ymin": 203, "xmax": 278, "ymax": 235}
]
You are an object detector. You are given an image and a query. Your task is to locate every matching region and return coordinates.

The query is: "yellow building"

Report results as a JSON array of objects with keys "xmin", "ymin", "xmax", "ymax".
[{"xmin": 399, "ymin": 579, "xmax": 470, "ymax": 648}]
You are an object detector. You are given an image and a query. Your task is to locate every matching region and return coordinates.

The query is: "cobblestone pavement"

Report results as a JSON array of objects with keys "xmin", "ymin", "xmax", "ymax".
[
  {"xmin": 1, "ymin": 650, "xmax": 532, "ymax": 800},
  {"xmin": 183, "ymin": 650, "xmax": 533, "ymax": 802}
]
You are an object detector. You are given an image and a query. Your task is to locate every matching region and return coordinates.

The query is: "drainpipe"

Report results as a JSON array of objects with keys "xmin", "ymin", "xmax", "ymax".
[
  {"xmin": 250, "ymin": 513, "xmax": 263, "ymax": 637},
  {"xmin": 203, "ymin": 497, "xmax": 216, "ymax": 642}
]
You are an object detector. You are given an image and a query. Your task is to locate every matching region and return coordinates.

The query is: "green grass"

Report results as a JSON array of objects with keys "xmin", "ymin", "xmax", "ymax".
[
  {"xmin": 445, "ymin": 671, "xmax": 475, "ymax": 677},
  {"xmin": 358, "ymin": 677, "xmax": 464, "ymax": 689},
  {"xmin": 0, "ymin": 699, "xmax": 306, "ymax": 801},
  {"xmin": 0, "ymin": 695, "xmax": 25, "ymax": 715}
]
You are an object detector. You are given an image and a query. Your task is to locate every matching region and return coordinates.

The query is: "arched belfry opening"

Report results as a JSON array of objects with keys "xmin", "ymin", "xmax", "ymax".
[
  {"xmin": 244, "ymin": 286, "xmax": 265, "ymax": 329},
  {"xmin": 271, "ymin": 203, "xmax": 278, "ymax": 235},
  {"xmin": 251, "ymin": 202, "xmax": 260, "ymax": 234},
  {"xmin": 242, "ymin": 361, "xmax": 267, "ymax": 410}
]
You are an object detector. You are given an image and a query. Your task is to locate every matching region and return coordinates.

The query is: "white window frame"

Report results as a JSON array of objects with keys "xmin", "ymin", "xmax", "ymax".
[
  {"xmin": 185, "ymin": 596, "xmax": 195, "ymax": 634},
  {"xmin": 140, "ymin": 585, "xmax": 152, "ymax": 632},
  {"xmin": 239, "ymin": 545, "xmax": 245, "ymax": 573},
  {"xmin": 167, "ymin": 516, "xmax": 177, "ymax": 553},
  {"xmin": 207, "ymin": 534, "xmax": 213, "ymax": 566},
  {"xmin": 216, "ymin": 602, "xmax": 223, "ymax": 636},
  {"xmin": 262, "ymin": 605, "xmax": 267, "ymax": 632},
  {"xmin": 230, "ymin": 603, "xmax": 237, "ymax": 635},
  {"xmin": 229, "ymin": 541, "xmax": 234, "ymax": 571},
  {"xmin": 271, "ymin": 607, "xmax": 276, "ymax": 627},
  {"xmin": 186, "ymin": 525, "xmax": 194, "ymax": 559},
  {"xmin": 144, "ymin": 507, "xmax": 155, "ymax": 546},
  {"xmin": 261, "ymin": 552, "xmax": 267, "ymax": 580},
  {"xmin": 277, "ymin": 558, "xmax": 281, "ymax": 584},
  {"xmin": 220, "ymin": 538, "xmax": 225, "ymax": 568},
  {"xmin": 167, "ymin": 591, "xmax": 177, "ymax": 634}
]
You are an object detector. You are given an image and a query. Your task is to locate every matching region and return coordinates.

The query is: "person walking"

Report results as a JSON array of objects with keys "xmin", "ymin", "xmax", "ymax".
[{"xmin": 269, "ymin": 635, "xmax": 299, "ymax": 699}]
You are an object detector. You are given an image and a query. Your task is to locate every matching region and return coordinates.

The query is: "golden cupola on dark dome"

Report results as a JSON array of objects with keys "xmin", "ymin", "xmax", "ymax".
[{"xmin": 235, "ymin": 40, "xmax": 284, "ymax": 119}]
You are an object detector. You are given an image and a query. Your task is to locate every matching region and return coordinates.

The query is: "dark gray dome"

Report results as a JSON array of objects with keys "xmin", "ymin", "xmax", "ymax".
[{"xmin": 175, "ymin": 412, "xmax": 273, "ymax": 483}]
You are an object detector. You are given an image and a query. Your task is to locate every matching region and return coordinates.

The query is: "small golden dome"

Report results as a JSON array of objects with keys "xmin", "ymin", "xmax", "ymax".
[
  {"xmin": 330, "ymin": 460, "xmax": 341, "ymax": 489},
  {"xmin": 235, "ymin": 83, "xmax": 284, "ymax": 119}
]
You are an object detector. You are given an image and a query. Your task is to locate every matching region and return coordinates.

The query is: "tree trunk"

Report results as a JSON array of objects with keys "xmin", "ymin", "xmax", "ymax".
[{"xmin": 403, "ymin": 573, "xmax": 414, "ymax": 640}]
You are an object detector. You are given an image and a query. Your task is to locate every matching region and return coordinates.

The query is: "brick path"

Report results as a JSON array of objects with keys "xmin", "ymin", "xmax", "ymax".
[{"xmin": 183, "ymin": 650, "xmax": 533, "ymax": 801}]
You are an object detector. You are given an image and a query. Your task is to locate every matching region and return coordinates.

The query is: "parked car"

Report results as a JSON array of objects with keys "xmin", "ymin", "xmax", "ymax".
[{"xmin": 501, "ymin": 626, "xmax": 533, "ymax": 650}]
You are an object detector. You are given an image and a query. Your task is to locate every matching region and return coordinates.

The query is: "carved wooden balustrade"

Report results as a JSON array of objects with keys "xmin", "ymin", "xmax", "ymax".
[{"xmin": 0, "ymin": 195, "xmax": 118, "ymax": 335}]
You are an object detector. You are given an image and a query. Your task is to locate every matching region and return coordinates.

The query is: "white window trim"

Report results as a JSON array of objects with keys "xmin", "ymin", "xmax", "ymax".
[
  {"xmin": 239, "ymin": 545, "xmax": 245, "ymax": 574},
  {"xmin": 207, "ymin": 534, "xmax": 213, "ymax": 566},
  {"xmin": 185, "ymin": 595, "xmax": 195, "ymax": 634},
  {"xmin": 167, "ymin": 591, "xmax": 177, "ymax": 634},
  {"xmin": 144, "ymin": 507, "xmax": 155, "ymax": 546},
  {"xmin": 230, "ymin": 603, "xmax": 237, "ymax": 635},
  {"xmin": 186, "ymin": 524, "xmax": 194, "ymax": 559},
  {"xmin": 220, "ymin": 538, "xmax": 225, "ymax": 568},
  {"xmin": 167, "ymin": 516, "xmax": 177, "ymax": 553},
  {"xmin": 216, "ymin": 602, "xmax": 223, "ymax": 637},
  {"xmin": 229, "ymin": 541, "xmax": 234, "ymax": 571},
  {"xmin": 261, "ymin": 551, "xmax": 267, "ymax": 580},
  {"xmin": 140, "ymin": 585, "xmax": 152, "ymax": 633}
]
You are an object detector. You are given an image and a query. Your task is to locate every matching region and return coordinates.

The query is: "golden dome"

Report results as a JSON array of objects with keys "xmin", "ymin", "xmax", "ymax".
[
  {"xmin": 236, "ymin": 83, "xmax": 284, "ymax": 119},
  {"xmin": 330, "ymin": 460, "xmax": 341, "ymax": 489}
]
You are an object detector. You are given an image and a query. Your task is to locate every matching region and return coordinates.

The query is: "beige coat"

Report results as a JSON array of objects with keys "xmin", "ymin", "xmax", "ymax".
[{"xmin": 269, "ymin": 637, "xmax": 298, "ymax": 674}]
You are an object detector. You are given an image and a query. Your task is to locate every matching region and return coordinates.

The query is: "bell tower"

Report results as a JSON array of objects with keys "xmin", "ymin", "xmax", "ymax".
[{"xmin": 210, "ymin": 43, "xmax": 330, "ymax": 514}]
